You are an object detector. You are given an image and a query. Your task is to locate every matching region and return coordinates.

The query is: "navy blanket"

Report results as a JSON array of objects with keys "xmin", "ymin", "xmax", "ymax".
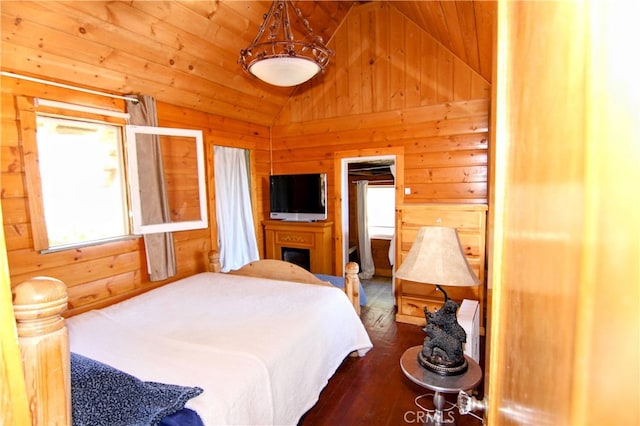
[{"xmin": 71, "ymin": 352, "xmax": 204, "ymax": 426}]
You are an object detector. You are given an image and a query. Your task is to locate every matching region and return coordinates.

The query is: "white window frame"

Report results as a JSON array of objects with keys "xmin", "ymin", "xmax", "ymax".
[{"xmin": 125, "ymin": 125, "xmax": 208, "ymax": 234}]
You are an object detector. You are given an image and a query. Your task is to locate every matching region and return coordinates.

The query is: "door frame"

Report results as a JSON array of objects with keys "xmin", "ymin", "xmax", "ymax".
[{"xmin": 332, "ymin": 147, "xmax": 404, "ymax": 276}]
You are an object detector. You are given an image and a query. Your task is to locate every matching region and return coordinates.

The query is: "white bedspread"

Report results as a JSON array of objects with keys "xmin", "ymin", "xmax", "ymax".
[{"xmin": 66, "ymin": 272, "xmax": 373, "ymax": 425}]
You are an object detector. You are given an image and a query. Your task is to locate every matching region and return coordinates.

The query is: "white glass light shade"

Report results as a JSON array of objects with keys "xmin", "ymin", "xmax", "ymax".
[{"xmin": 248, "ymin": 56, "xmax": 321, "ymax": 87}]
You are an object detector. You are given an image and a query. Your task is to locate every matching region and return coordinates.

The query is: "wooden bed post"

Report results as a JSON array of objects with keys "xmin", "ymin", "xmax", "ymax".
[
  {"xmin": 208, "ymin": 250, "xmax": 221, "ymax": 272},
  {"xmin": 12, "ymin": 277, "xmax": 71, "ymax": 426},
  {"xmin": 344, "ymin": 262, "xmax": 361, "ymax": 315}
]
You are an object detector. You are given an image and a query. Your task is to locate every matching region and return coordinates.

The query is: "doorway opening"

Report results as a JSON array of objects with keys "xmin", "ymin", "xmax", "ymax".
[{"xmin": 343, "ymin": 156, "xmax": 396, "ymax": 309}]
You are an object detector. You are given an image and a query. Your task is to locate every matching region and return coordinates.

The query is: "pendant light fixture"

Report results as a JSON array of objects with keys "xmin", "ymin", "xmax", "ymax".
[{"xmin": 239, "ymin": 0, "xmax": 333, "ymax": 87}]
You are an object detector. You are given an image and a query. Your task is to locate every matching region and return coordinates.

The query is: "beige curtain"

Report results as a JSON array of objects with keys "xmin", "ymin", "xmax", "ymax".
[
  {"xmin": 126, "ymin": 95, "xmax": 176, "ymax": 281},
  {"xmin": 357, "ymin": 180, "xmax": 375, "ymax": 279}
]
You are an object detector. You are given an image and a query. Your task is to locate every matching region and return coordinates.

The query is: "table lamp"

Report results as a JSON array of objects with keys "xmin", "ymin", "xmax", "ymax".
[{"xmin": 395, "ymin": 226, "xmax": 480, "ymax": 376}]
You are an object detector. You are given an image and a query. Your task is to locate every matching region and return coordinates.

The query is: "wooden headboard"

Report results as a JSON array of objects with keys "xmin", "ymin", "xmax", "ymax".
[{"xmin": 209, "ymin": 251, "xmax": 361, "ymax": 315}]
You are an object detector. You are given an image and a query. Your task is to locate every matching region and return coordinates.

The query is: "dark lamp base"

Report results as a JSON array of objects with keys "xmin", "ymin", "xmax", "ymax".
[{"xmin": 417, "ymin": 351, "xmax": 468, "ymax": 376}]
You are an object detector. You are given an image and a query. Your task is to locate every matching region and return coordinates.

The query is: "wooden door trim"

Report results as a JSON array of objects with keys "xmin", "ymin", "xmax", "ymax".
[{"xmin": 332, "ymin": 147, "xmax": 404, "ymax": 276}]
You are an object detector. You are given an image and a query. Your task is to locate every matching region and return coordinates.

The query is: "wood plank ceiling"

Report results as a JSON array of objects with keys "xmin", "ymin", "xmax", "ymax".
[{"xmin": 0, "ymin": 1, "xmax": 494, "ymax": 126}]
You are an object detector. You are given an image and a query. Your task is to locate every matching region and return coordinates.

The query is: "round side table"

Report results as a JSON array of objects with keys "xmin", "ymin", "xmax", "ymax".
[{"xmin": 400, "ymin": 345, "xmax": 482, "ymax": 425}]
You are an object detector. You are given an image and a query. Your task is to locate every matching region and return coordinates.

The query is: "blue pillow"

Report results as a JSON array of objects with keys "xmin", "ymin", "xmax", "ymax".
[
  {"xmin": 314, "ymin": 273, "xmax": 368, "ymax": 306},
  {"xmin": 71, "ymin": 352, "xmax": 203, "ymax": 426},
  {"xmin": 159, "ymin": 408, "xmax": 203, "ymax": 426}
]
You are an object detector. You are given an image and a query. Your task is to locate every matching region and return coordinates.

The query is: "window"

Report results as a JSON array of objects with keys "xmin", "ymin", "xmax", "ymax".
[
  {"xmin": 125, "ymin": 125, "xmax": 207, "ymax": 234},
  {"xmin": 35, "ymin": 115, "xmax": 129, "ymax": 249},
  {"xmin": 366, "ymin": 185, "xmax": 395, "ymax": 237},
  {"xmin": 19, "ymin": 96, "xmax": 208, "ymax": 252}
]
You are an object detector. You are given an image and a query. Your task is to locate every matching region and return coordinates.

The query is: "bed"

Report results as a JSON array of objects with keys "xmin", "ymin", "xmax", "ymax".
[{"xmin": 12, "ymin": 253, "xmax": 372, "ymax": 425}]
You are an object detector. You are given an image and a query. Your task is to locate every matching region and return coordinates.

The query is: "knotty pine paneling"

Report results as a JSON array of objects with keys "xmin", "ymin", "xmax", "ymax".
[
  {"xmin": 277, "ymin": 2, "xmax": 490, "ymax": 124},
  {"xmin": 1, "ymin": 2, "xmax": 493, "ymax": 125},
  {"xmin": 66, "ymin": 270, "xmax": 139, "ymax": 310},
  {"xmin": 155, "ymin": 103, "xmax": 271, "ymax": 245},
  {"xmin": 0, "ymin": 0, "xmax": 291, "ymax": 125},
  {"xmin": 371, "ymin": 237, "xmax": 393, "ymax": 277},
  {"xmin": 1, "ymin": 0, "xmax": 489, "ymax": 315},
  {"xmin": 271, "ymin": 99, "xmax": 490, "ymax": 217},
  {"xmin": 1, "ymin": 76, "xmax": 268, "ymax": 315},
  {"xmin": 156, "ymin": 100, "xmax": 272, "ymax": 256},
  {"xmin": 392, "ymin": 1, "xmax": 495, "ymax": 83},
  {"xmin": 1, "ymin": 195, "xmax": 29, "ymax": 226},
  {"xmin": 270, "ymin": 31, "xmax": 490, "ymax": 218},
  {"xmin": 3, "ymin": 223, "xmax": 31, "ymax": 251}
]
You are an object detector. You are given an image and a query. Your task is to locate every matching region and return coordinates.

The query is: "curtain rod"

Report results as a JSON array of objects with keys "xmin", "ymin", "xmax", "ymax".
[
  {"xmin": 36, "ymin": 98, "xmax": 130, "ymax": 119},
  {"xmin": 0, "ymin": 71, "xmax": 139, "ymax": 103},
  {"xmin": 354, "ymin": 179, "xmax": 395, "ymax": 184},
  {"xmin": 349, "ymin": 164, "xmax": 392, "ymax": 172}
]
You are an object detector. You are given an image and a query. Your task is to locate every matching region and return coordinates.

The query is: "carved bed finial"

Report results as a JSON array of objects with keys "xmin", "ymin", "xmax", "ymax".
[
  {"xmin": 344, "ymin": 262, "xmax": 361, "ymax": 315},
  {"xmin": 13, "ymin": 276, "xmax": 71, "ymax": 425},
  {"xmin": 208, "ymin": 250, "xmax": 221, "ymax": 272}
]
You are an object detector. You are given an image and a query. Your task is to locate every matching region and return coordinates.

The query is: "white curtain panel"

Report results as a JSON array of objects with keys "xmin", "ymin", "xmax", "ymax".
[
  {"xmin": 356, "ymin": 180, "xmax": 375, "ymax": 279},
  {"xmin": 214, "ymin": 146, "xmax": 259, "ymax": 272}
]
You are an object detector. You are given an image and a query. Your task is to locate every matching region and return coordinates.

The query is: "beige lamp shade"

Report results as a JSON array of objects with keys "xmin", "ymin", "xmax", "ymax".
[{"xmin": 395, "ymin": 226, "xmax": 479, "ymax": 287}]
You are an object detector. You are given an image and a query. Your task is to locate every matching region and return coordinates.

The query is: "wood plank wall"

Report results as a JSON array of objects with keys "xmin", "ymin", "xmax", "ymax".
[
  {"xmin": 271, "ymin": 3, "xmax": 489, "ymax": 215},
  {"xmin": 0, "ymin": 1, "xmax": 489, "ymax": 315},
  {"xmin": 0, "ymin": 0, "xmax": 292, "ymax": 125},
  {"xmin": 0, "ymin": 76, "xmax": 269, "ymax": 316},
  {"xmin": 271, "ymin": 99, "xmax": 488, "ymax": 210},
  {"xmin": 270, "ymin": 2, "xmax": 490, "ymax": 277},
  {"xmin": 277, "ymin": 2, "xmax": 490, "ymax": 123},
  {"xmin": 370, "ymin": 238, "xmax": 393, "ymax": 277}
]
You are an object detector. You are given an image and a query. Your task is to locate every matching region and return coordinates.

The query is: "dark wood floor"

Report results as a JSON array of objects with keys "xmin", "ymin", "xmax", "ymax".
[{"xmin": 299, "ymin": 277, "xmax": 485, "ymax": 426}]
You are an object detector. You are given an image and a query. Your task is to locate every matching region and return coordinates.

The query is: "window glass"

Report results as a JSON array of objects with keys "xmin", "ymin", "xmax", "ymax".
[
  {"xmin": 366, "ymin": 185, "xmax": 395, "ymax": 237},
  {"xmin": 36, "ymin": 115, "xmax": 129, "ymax": 248}
]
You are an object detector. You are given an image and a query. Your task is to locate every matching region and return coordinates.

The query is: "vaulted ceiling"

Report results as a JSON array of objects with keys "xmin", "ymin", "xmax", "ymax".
[{"xmin": 0, "ymin": 1, "xmax": 495, "ymax": 126}]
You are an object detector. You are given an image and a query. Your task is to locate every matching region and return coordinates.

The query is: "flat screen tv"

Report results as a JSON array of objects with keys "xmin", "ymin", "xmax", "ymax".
[{"xmin": 269, "ymin": 173, "xmax": 327, "ymax": 221}]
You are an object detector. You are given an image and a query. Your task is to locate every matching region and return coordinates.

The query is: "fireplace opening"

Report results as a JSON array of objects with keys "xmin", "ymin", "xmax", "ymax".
[{"xmin": 281, "ymin": 247, "xmax": 311, "ymax": 271}]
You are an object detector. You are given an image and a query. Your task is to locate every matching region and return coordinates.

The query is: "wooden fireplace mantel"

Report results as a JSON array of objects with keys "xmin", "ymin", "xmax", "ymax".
[{"xmin": 263, "ymin": 220, "xmax": 333, "ymax": 275}]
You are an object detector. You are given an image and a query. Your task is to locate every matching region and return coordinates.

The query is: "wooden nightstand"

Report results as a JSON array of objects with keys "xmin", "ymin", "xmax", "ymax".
[{"xmin": 395, "ymin": 204, "xmax": 488, "ymax": 335}]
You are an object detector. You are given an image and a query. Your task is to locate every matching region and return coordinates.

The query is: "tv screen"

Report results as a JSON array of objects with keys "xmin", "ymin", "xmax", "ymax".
[{"xmin": 270, "ymin": 173, "xmax": 327, "ymax": 221}]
